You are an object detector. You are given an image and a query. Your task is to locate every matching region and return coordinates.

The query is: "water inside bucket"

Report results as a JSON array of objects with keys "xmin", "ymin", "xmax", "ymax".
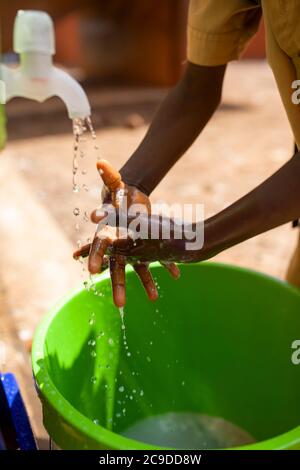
[{"xmin": 121, "ymin": 412, "xmax": 256, "ymax": 449}]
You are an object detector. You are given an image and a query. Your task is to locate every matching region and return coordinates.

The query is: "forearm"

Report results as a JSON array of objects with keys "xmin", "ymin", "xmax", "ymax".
[
  {"xmin": 76, "ymin": 154, "xmax": 300, "ymax": 267},
  {"xmin": 199, "ymin": 154, "xmax": 300, "ymax": 260},
  {"xmin": 120, "ymin": 63, "xmax": 226, "ymax": 195}
]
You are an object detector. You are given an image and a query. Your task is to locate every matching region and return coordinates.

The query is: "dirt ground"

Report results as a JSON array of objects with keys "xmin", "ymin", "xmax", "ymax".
[{"xmin": 5, "ymin": 60, "xmax": 299, "ymax": 280}]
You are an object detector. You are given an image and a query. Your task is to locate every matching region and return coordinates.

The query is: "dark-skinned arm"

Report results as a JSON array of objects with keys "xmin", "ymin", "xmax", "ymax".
[
  {"xmin": 120, "ymin": 62, "xmax": 226, "ymax": 195},
  {"xmin": 75, "ymin": 154, "xmax": 300, "ymax": 266},
  {"xmin": 75, "ymin": 64, "xmax": 226, "ymax": 306},
  {"xmin": 198, "ymin": 153, "xmax": 300, "ymax": 261},
  {"xmin": 120, "ymin": 153, "xmax": 300, "ymax": 263}
]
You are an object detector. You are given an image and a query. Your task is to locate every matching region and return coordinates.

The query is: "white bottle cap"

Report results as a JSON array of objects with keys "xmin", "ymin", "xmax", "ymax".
[{"xmin": 13, "ymin": 10, "xmax": 55, "ymax": 55}]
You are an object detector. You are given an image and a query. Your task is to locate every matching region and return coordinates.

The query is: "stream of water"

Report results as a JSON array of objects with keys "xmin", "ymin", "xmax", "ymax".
[{"xmin": 72, "ymin": 116, "xmax": 101, "ymax": 279}]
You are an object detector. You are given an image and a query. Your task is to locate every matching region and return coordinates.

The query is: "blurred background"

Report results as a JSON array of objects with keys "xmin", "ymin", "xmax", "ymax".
[
  {"xmin": 1, "ymin": 0, "xmax": 265, "ymax": 86},
  {"xmin": 0, "ymin": 1, "xmax": 297, "ymax": 447}
]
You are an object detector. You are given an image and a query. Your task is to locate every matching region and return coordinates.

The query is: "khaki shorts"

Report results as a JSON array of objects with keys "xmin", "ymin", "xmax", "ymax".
[{"xmin": 187, "ymin": 0, "xmax": 300, "ymax": 148}]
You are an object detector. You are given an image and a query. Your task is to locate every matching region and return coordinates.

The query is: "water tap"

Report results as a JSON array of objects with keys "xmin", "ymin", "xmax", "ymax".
[{"xmin": 0, "ymin": 10, "xmax": 91, "ymax": 119}]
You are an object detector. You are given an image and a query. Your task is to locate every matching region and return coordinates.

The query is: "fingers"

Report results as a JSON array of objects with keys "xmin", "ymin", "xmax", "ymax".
[
  {"xmin": 109, "ymin": 256, "xmax": 126, "ymax": 307},
  {"xmin": 97, "ymin": 160, "xmax": 124, "ymax": 193},
  {"xmin": 160, "ymin": 261, "xmax": 181, "ymax": 279},
  {"xmin": 88, "ymin": 235, "xmax": 110, "ymax": 274},
  {"xmin": 133, "ymin": 263, "xmax": 158, "ymax": 301},
  {"xmin": 73, "ymin": 243, "xmax": 109, "ymax": 274},
  {"xmin": 91, "ymin": 207, "xmax": 109, "ymax": 224},
  {"xmin": 73, "ymin": 243, "xmax": 91, "ymax": 260}
]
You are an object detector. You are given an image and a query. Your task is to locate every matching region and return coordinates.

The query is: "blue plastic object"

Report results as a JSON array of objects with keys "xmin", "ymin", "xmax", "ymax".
[{"xmin": 0, "ymin": 373, "xmax": 36, "ymax": 450}]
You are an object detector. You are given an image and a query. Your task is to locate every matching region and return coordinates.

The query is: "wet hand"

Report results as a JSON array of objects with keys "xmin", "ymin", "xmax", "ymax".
[{"xmin": 73, "ymin": 160, "xmax": 180, "ymax": 307}]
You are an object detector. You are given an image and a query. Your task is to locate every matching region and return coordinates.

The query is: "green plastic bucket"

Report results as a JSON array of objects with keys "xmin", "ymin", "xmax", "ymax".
[{"xmin": 32, "ymin": 262, "xmax": 300, "ymax": 449}]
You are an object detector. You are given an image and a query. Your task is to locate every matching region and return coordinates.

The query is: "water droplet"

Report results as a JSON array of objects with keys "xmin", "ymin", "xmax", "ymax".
[
  {"xmin": 91, "ymin": 350, "xmax": 96, "ymax": 358},
  {"xmin": 73, "ymin": 207, "xmax": 80, "ymax": 216},
  {"xmin": 108, "ymin": 338, "xmax": 114, "ymax": 346},
  {"xmin": 140, "ymin": 390, "xmax": 144, "ymax": 397},
  {"xmin": 88, "ymin": 339, "xmax": 96, "ymax": 347},
  {"xmin": 93, "ymin": 419, "xmax": 99, "ymax": 425},
  {"xmin": 73, "ymin": 185, "xmax": 80, "ymax": 194},
  {"xmin": 118, "ymin": 386, "xmax": 125, "ymax": 393},
  {"xmin": 91, "ymin": 376, "xmax": 97, "ymax": 384},
  {"xmin": 127, "ymin": 352, "xmax": 131, "ymax": 357},
  {"xmin": 182, "ymin": 381, "xmax": 185, "ymax": 386},
  {"xmin": 146, "ymin": 356, "xmax": 151, "ymax": 363}
]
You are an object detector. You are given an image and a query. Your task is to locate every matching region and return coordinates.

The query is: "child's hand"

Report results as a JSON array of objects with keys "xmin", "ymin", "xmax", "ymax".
[{"xmin": 74, "ymin": 160, "xmax": 180, "ymax": 307}]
